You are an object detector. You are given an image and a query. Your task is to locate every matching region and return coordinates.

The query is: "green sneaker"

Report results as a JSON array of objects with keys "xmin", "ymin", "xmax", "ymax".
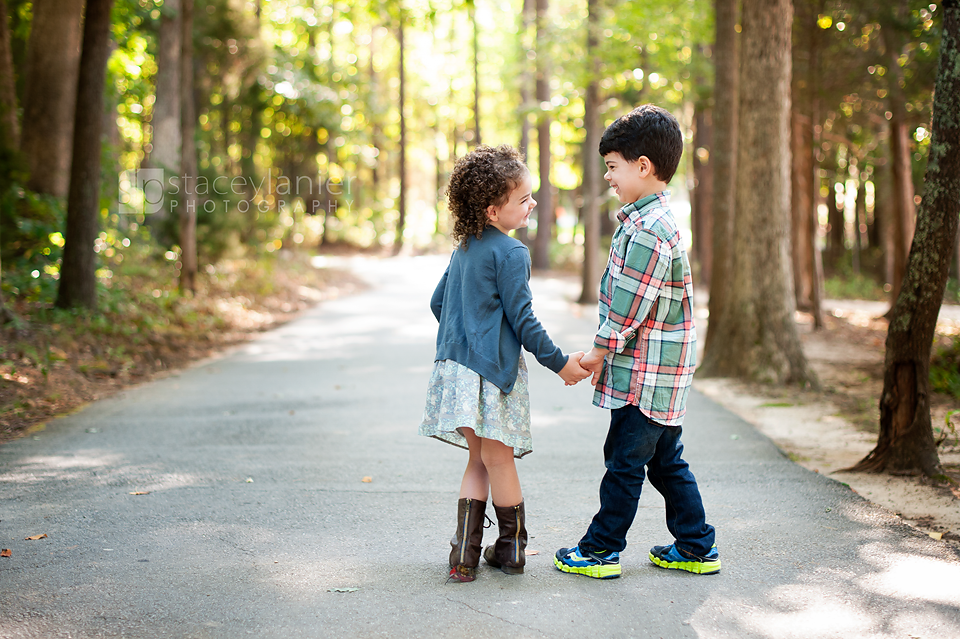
[
  {"xmin": 649, "ymin": 543, "xmax": 720, "ymax": 575},
  {"xmin": 554, "ymin": 546, "xmax": 621, "ymax": 579}
]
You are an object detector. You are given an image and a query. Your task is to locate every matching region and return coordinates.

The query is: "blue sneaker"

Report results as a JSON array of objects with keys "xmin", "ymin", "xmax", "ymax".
[
  {"xmin": 649, "ymin": 544, "xmax": 720, "ymax": 575},
  {"xmin": 554, "ymin": 546, "xmax": 621, "ymax": 579}
]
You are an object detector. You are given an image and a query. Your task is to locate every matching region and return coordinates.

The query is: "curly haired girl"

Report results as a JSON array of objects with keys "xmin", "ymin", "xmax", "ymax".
[{"xmin": 419, "ymin": 144, "xmax": 590, "ymax": 582}]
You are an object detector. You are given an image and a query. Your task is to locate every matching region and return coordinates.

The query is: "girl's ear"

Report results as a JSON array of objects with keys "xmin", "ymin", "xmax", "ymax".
[{"xmin": 485, "ymin": 204, "xmax": 499, "ymax": 222}]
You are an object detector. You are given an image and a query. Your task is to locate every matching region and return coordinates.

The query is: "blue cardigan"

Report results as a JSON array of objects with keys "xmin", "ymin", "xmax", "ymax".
[{"xmin": 431, "ymin": 227, "xmax": 568, "ymax": 393}]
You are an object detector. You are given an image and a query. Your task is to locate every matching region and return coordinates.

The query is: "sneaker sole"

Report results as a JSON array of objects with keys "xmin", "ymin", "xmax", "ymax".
[
  {"xmin": 648, "ymin": 552, "xmax": 720, "ymax": 575},
  {"xmin": 553, "ymin": 555, "xmax": 621, "ymax": 579}
]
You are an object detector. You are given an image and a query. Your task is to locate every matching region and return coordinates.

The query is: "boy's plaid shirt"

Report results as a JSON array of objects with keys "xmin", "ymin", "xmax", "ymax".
[{"xmin": 592, "ymin": 191, "xmax": 696, "ymax": 426}]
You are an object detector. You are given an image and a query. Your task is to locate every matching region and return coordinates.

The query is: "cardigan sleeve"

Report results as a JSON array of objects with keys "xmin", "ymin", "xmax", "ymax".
[
  {"xmin": 496, "ymin": 246, "xmax": 568, "ymax": 373},
  {"xmin": 430, "ymin": 263, "xmax": 450, "ymax": 322}
]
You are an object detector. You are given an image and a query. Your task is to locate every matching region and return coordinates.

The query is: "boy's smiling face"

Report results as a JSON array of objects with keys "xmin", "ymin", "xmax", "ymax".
[{"xmin": 603, "ymin": 152, "xmax": 646, "ymax": 204}]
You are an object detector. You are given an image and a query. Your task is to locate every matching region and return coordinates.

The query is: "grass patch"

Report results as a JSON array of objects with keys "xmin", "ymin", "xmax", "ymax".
[{"xmin": 0, "ymin": 246, "xmax": 364, "ymax": 442}]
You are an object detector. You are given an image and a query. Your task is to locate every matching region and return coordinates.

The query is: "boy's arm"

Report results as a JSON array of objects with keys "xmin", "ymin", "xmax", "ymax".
[{"xmin": 595, "ymin": 229, "xmax": 671, "ymax": 354}]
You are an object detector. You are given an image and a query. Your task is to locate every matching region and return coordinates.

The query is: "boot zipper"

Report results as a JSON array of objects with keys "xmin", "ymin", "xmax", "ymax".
[
  {"xmin": 512, "ymin": 505, "xmax": 520, "ymax": 564},
  {"xmin": 459, "ymin": 500, "xmax": 471, "ymax": 565}
]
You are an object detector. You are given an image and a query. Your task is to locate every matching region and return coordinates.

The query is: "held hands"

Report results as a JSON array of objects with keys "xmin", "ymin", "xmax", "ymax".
[
  {"xmin": 579, "ymin": 347, "xmax": 608, "ymax": 386},
  {"xmin": 558, "ymin": 351, "xmax": 593, "ymax": 386}
]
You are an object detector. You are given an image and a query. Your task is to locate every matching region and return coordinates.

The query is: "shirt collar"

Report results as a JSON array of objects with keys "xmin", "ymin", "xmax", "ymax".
[{"xmin": 617, "ymin": 190, "xmax": 671, "ymax": 223}]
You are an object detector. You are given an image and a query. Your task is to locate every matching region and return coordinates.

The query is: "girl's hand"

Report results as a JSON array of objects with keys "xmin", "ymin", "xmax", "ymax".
[
  {"xmin": 559, "ymin": 352, "xmax": 592, "ymax": 385},
  {"xmin": 580, "ymin": 347, "xmax": 608, "ymax": 386}
]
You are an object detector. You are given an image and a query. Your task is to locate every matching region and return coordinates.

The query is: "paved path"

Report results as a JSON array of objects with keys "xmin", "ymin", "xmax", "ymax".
[{"xmin": 2, "ymin": 255, "xmax": 959, "ymax": 639}]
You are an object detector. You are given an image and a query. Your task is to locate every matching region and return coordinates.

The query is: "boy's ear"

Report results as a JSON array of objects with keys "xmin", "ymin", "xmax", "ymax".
[{"xmin": 637, "ymin": 156, "xmax": 654, "ymax": 178}]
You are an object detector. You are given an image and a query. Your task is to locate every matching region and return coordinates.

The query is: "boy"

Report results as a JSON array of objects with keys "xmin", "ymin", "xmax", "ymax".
[{"xmin": 554, "ymin": 105, "xmax": 719, "ymax": 579}]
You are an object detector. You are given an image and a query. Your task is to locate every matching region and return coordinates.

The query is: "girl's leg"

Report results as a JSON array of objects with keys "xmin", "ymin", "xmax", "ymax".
[
  {"xmin": 477, "ymin": 437, "xmax": 527, "ymax": 574},
  {"xmin": 479, "ymin": 437, "xmax": 522, "ymax": 507},
  {"xmin": 459, "ymin": 428, "xmax": 490, "ymax": 501}
]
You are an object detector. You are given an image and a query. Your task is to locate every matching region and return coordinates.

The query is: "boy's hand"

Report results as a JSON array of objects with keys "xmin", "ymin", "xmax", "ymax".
[
  {"xmin": 580, "ymin": 347, "xmax": 609, "ymax": 385},
  {"xmin": 559, "ymin": 352, "xmax": 592, "ymax": 386}
]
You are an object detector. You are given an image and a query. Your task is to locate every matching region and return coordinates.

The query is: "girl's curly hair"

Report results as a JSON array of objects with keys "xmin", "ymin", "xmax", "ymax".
[{"xmin": 445, "ymin": 144, "xmax": 527, "ymax": 247}]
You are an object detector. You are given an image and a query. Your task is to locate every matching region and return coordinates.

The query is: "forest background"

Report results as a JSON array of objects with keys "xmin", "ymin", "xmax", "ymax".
[{"xmin": 0, "ymin": 0, "xmax": 958, "ymax": 481}]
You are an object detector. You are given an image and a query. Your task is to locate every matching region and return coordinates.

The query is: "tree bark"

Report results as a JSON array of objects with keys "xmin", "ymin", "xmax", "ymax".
[
  {"xmin": 149, "ymin": 0, "xmax": 182, "ymax": 233},
  {"xmin": 881, "ymin": 11, "xmax": 916, "ymax": 304},
  {"xmin": 55, "ymin": 0, "xmax": 116, "ymax": 311},
  {"xmin": 698, "ymin": 0, "xmax": 813, "ymax": 386},
  {"xmin": 19, "ymin": 0, "xmax": 84, "ymax": 198},
  {"xmin": 849, "ymin": 0, "xmax": 960, "ymax": 477},
  {"xmin": 471, "ymin": 0, "xmax": 480, "ymax": 146},
  {"xmin": 179, "ymin": 0, "xmax": 197, "ymax": 294},
  {"xmin": 827, "ymin": 174, "xmax": 845, "ymax": 265},
  {"xmin": 790, "ymin": 0, "xmax": 823, "ymax": 327},
  {"xmin": 0, "ymin": 0, "xmax": 18, "ymax": 149},
  {"xmin": 394, "ymin": 13, "xmax": 406, "ymax": 254},
  {"xmin": 701, "ymin": 0, "xmax": 738, "ymax": 362},
  {"xmin": 532, "ymin": 0, "xmax": 552, "ymax": 270},
  {"xmin": 692, "ymin": 104, "xmax": 713, "ymax": 289},
  {"xmin": 515, "ymin": 0, "xmax": 534, "ymax": 246},
  {"xmin": 578, "ymin": 0, "xmax": 601, "ymax": 304}
]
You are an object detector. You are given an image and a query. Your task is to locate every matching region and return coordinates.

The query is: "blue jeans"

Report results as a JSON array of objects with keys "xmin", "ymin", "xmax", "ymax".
[{"xmin": 579, "ymin": 405, "xmax": 716, "ymax": 556}]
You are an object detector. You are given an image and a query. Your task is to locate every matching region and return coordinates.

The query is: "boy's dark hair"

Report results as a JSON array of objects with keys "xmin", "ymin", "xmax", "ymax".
[
  {"xmin": 446, "ymin": 144, "xmax": 527, "ymax": 246},
  {"xmin": 598, "ymin": 105, "xmax": 683, "ymax": 183}
]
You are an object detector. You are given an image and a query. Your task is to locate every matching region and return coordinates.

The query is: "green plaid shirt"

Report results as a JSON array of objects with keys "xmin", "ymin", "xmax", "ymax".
[{"xmin": 592, "ymin": 191, "xmax": 697, "ymax": 425}]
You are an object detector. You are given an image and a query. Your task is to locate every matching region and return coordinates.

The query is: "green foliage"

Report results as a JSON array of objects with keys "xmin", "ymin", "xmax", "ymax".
[
  {"xmin": 823, "ymin": 249, "xmax": 888, "ymax": 301},
  {"xmin": 934, "ymin": 410, "xmax": 959, "ymax": 448},
  {"xmin": 824, "ymin": 272, "xmax": 888, "ymax": 301},
  {"xmin": 0, "ymin": 185, "xmax": 65, "ymax": 303},
  {"xmin": 931, "ymin": 337, "xmax": 960, "ymax": 400}
]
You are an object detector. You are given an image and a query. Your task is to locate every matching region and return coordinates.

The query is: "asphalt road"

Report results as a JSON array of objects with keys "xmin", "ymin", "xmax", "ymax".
[{"xmin": 2, "ymin": 254, "xmax": 959, "ymax": 639}]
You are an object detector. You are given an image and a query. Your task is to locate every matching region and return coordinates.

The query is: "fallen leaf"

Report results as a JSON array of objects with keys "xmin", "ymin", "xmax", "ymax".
[
  {"xmin": 129, "ymin": 491, "xmax": 150, "ymax": 495},
  {"xmin": 361, "ymin": 476, "xmax": 373, "ymax": 483},
  {"xmin": 1, "ymin": 549, "xmax": 11, "ymax": 557},
  {"xmin": 25, "ymin": 534, "xmax": 47, "ymax": 541},
  {"xmin": 524, "ymin": 549, "xmax": 540, "ymax": 556},
  {"xmin": 928, "ymin": 531, "xmax": 943, "ymax": 540},
  {"xmin": 328, "ymin": 587, "xmax": 359, "ymax": 593}
]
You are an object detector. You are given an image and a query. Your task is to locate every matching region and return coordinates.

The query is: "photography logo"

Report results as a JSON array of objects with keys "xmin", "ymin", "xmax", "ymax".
[{"xmin": 119, "ymin": 168, "xmax": 164, "ymax": 215}]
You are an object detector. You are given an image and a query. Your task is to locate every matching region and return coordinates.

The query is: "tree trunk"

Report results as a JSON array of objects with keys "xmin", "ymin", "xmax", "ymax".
[
  {"xmin": 532, "ymin": 0, "xmax": 552, "ymax": 270},
  {"xmin": 515, "ymin": 0, "xmax": 534, "ymax": 246},
  {"xmin": 807, "ymin": 2, "xmax": 825, "ymax": 327},
  {"xmin": 19, "ymin": 0, "xmax": 83, "ymax": 198},
  {"xmin": 149, "ymin": 0, "xmax": 183, "ymax": 233},
  {"xmin": 179, "ymin": 0, "xmax": 197, "ymax": 294},
  {"xmin": 692, "ymin": 104, "xmax": 713, "ymax": 290},
  {"xmin": 578, "ymin": 0, "xmax": 601, "ymax": 304},
  {"xmin": 394, "ymin": 14, "xmax": 406, "ymax": 254},
  {"xmin": 791, "ymin": 111, "xmax": 815, "ymax": 308},
  {"xmin": 698, "ymin": 0, "xmax": 813, "ymax": 386},
  {"xmin": 702, "ymin": 0, "xmax": 739, "ymax": 362},
  {"xmin": 790, "ymin": 0, "xmax": 823, "ymax": 326},
  {"xmin": 853, "ymin": 170, "xmax": 866, "ymax": 274},
  {"xmin": 882, "ymin": 12, "xmax": 916, "ymax": 304},
  {"xmin": 0, "ymin": 0, "xmax": 16, "ymax": 322},
  {"xmin": 0, "ymin": 0, "xmax": 18, "ymax": 149},
  {"xmin": 850, "ymin": 0, "xmax": 960, "ymax": 477},
  {"xmin": 471, "ymin": 0, "xmax": 480, "ymax": 146},
  {"xmin": 827, "ymin": 174, "xmax": 845, "ymax": 265},
  {"xmin": 55, "ymin": 0, "xmax": 116, "ymax": 311}
]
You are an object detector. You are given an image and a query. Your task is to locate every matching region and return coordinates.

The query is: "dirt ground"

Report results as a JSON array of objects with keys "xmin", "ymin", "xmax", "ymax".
[{"xmin": 695, "ymin": 300, "xmax": 960, "ymax": 547}]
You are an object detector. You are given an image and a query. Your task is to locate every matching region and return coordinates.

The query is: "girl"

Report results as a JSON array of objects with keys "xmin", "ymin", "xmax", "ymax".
[{"xmin": 419, "ymin": 144, "xmax": 589, "ymax": 582}]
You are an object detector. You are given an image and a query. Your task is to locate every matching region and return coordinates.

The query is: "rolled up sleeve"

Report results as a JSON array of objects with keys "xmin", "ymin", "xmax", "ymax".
[{"xmin": 594, "ymin": 230, "xmax": 670, "ymax": 353}]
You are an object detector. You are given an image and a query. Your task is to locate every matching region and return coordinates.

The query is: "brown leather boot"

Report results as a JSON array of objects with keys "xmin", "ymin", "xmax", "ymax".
[
  {"xmin": 483, "ymin": 501, "xmax": 527, "ymax": 574},
  {"xmin": 448, "ymin": 498, "xmax": 486, "ymax": 582}
]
